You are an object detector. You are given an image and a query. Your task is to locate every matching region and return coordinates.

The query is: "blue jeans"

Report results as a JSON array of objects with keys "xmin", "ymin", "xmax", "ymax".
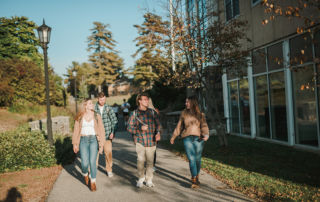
[
  {"xmin": 79, "ymin": 136, "xmax": 98, "ymax": 179},
  {"xmin": 183, "ymin": 136, "xmax": 204, "ymax": 177}
]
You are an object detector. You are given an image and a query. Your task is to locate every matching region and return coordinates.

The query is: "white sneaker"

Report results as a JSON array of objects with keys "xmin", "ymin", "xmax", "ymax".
[
  {"xmin": 136, "ymin": 177, "xmax": 145, "ymax": 188},
  {"xmin": 153, "ymin": 167, "xmax": 156, "ymax": 172},
  {"xmin": 146, "ymin": 180, "xmax": 154, "ymax": 187},
  {"xmin": 107, "ymin": 172, "xmax": 114, "ymax": 177}
]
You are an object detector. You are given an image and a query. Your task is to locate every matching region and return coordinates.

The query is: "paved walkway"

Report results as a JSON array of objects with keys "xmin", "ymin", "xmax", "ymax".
[{"xmin": 47, "ymin": 130, "xmax": 253, "ymax": 202}]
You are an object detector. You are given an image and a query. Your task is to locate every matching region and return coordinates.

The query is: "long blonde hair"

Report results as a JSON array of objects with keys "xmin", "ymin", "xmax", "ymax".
[{"xmin": 75, "ymin": 98, "xmax": 91, "ymax": 121}]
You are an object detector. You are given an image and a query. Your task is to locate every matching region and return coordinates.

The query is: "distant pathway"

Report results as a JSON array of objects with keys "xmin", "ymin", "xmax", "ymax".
[{"xmin": 47, "ymin": 116, "xmax": 253, "ymax": 202}]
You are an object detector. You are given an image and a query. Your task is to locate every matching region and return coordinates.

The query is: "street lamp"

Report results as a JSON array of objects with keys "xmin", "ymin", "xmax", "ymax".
[
  {"xmin": 37, "ymin": 19, "xmax": 53, "ymax": 145},
  {"xmin": 72, "ymin": 69, "xmax": 78, "ymax": 114}
]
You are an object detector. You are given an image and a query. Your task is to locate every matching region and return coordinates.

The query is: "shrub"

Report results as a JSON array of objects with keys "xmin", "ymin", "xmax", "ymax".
[{"xmin": 0, "ymin": 125, "xmax": 56, "ymax": 173}]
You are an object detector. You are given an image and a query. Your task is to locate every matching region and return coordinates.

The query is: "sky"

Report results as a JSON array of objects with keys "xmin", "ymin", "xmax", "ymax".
[{"xmin": 0, "ymin": 0, "xmax": 168, "ymax": 77}]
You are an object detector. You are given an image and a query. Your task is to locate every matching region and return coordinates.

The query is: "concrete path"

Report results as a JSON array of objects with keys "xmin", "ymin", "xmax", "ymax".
[{"xmin": 47, "ymin": 130, "xmax": 253, "ymax": 202}]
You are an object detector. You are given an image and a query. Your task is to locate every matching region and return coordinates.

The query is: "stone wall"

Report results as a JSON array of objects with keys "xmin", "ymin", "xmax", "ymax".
[{"xmin": 29, "ymin": 116, "xmax": 70, "ymax": 135}]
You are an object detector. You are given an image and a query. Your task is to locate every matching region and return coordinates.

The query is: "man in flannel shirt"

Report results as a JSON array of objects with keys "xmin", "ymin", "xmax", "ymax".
[
  {"xmin": 95, "ymin": 92, "xmax": 118, "ymax": 177},
  {"xmin": 127, "ymin": 92, "xmax": 161, "ymax": 188}
]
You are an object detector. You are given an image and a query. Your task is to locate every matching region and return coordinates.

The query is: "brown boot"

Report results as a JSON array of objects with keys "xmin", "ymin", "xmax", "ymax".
[
  {"xmin": 90, "ymin": 182, "xmax": 96, "ymax": 192},
  {"xmin": 196, "ymin": 175, "xmax": 200, "ymax": 186},
  {"xmin": 191, "ymin": 177, "xmax": 199, "ymax": 189},
  {"xmin": 84, "ymin": 175, "xmax": 89, "ymax": 186}
]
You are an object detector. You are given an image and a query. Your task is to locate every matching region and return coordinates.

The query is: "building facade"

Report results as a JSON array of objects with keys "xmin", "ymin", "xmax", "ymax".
[
  {"xmin": 186, "ymin": 0, "xmax": 320, "ymax": 151},
  {"xmin": 221, "ymin": 0, "xmax": 320, "ymax": 151}
]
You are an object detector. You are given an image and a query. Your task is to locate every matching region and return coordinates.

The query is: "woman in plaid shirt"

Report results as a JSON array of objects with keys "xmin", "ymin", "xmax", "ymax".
[{"xmin": 127, "ymin": 92, "xmax": 161, "ymax": 188}]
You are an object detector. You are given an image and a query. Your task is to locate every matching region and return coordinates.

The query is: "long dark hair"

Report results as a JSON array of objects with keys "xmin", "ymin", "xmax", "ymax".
[{"xmin": 185, "ymin": 95, "xmax": 202, "ymax": 121}]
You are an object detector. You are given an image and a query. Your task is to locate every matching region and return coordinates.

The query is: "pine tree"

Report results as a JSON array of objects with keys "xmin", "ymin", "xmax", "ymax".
[
  {"xmin": 87, "ymin": 22, "xmax": 124, "ymax": 93},
  {"xmin": 132, "ymin": 13, "xmax": 170, "ymax": 90}
]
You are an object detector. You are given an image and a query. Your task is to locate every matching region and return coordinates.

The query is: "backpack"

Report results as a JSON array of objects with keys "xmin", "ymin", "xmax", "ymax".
[{"xmin": 132, "ymin": 108, "xmax": 156, "ymax": 126}]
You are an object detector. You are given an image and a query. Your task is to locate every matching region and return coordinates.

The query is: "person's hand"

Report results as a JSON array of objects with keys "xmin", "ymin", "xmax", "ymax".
[
  {"xmin": 202, "ymin": 135, "xmax": 209, "ymax": 141},
  {"xmin": 73, "ymin": 145, "xmax": 79, "ymax": 153},
  {"xmin": 109, "ymin": 133, "xmax": 114, "ymax": 139},
  {"xmin": 155, "ymin": 133, "xmax": 160, "ymax": 141},
  {"xmin": 170, "ymin": 137, "xmax": 175, "ymax": 145},
  {"xmin": 141, "ymin": 125, "xmax": 148, "ymax": 131}
]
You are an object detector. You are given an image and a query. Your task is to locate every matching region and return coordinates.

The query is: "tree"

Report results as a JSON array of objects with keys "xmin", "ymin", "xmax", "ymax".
[
  {"xmin": 261, "ymin": 0, "xmax": 320, "ymax": 66},
  {"xmin": 0, "ymin": 16, "xmax": 42, "ymax": 66},
  {"xmin": 161, "ymin": 1, "xmax": 250, "ymax": 146},
  {"xmin": 65, "ymin": 61, "xmax": 91, "ymax": 100},
  {"xmin": 0, "ymin": 58, "xmax": 45, "ymax": 106},
  {"xmin": 132, "ymin": 13, "xmax": 171, "ymax": 90},
  {"xmin": 261, "ymin": 0, "xmax": 320, "ymax": 33},
  {"xmin": 87, "ymin": 22, "xmax": 124, "ymax": 93}
]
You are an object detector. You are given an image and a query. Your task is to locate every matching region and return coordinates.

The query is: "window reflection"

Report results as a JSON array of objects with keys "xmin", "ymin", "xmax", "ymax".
[
  {"xmin": 252, "ymin": 49, "xmax": 266, "ymax": 74},
  {"xmin": 254, "ymin": 75, "xmax": 270, "ymax": 138},
  {"xmin": 315, "ymin": 30, "xmax": 320, "ymax": 58},
  {"xmin": 240, "ymin": 79, "xmax": 250, "ymax": 135},
  {"xmin": 269, "ymin": 72, "xmax": 287, "ymax": 141},
  {"xmin": 290, "ymin": 33, "xmax": 313, "ymax": 65},
  {"xmin": 267, "ymin": 42, "xmax": 283, "ymax": 71},
  {"xmin": 228, "ymin": 81, "xmax": 240, "ymax": 133},
  {"xmin": 293, "ymin": 65, "xmax": 318, "ymax": 146}
]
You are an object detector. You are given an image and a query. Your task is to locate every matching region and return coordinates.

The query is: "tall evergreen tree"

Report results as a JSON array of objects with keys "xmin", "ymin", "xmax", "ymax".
[
  {"xmin": 87, "ymin": 22, "xmax": 124, "ymax": 92},
  {"xmin": 132, "ymin": 13, "xmax": 170, "ymax": 90}
]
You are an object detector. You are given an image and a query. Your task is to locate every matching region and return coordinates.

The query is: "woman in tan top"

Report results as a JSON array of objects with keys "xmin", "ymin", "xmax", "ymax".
[
  {"xmin": 72, "ymin": 99, "xmax": 105, "ymax": 192},
  {"xmin": 170, "ymin": 96, "xmax": 209, "ymax": 188}
]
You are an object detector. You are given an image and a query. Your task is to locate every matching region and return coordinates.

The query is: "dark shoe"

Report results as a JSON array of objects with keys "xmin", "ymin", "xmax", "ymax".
[
  {"xmin": 84, "ymin": 175, "xmax": 89, "ymax": 186},
  {"xmin": 191, "ymin": 177, "xmax": 199, "ymax": 189},
  {"xmin": 90, "ymin": 182, "xmax": 96, "ymax": 192},
  {"xmin": 196, "ymin": 175, "xmax": 200, "ymax": 185}
]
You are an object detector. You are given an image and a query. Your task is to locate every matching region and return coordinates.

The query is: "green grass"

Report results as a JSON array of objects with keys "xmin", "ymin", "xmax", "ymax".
[
  {"xmin": 9, "ymin": 102, "xmax": 73, "ymax": 120},
  {"xmin": 105, "ymin": 95, "xmax": 131, "ymax": 105},
  {"xmin": 159, "ymin": 135, "xmax": 320, "ymax": 201}
]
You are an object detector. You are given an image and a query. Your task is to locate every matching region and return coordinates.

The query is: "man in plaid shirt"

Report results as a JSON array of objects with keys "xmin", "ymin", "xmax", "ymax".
[
  {"xmin": 127, "ymin": 92, "xmax": 161, "ymax": 188},
  {"xmin": 95, "ymin": 92, "xmax": 118, "ymax": 177}
]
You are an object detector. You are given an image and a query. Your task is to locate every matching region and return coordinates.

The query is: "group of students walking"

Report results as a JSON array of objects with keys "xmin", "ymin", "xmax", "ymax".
[{"xmin": 72, "ymin": 92, "xmax": 209, "ymax": 191}]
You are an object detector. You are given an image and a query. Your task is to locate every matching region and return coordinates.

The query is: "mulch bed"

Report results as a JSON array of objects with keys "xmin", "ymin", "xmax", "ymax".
[{"xmin": 0, "ymin": 166, "xmax": 62, "ymax": 202}]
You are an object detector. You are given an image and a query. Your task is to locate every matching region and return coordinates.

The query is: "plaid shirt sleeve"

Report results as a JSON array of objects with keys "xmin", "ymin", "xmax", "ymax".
[
  {"xmin": 107, "ymin": 106, "xmax": 118, "ymax": 133},
  {"xmin": 127, "ymin": 111, "xmax": 138, "ymax": 135}
]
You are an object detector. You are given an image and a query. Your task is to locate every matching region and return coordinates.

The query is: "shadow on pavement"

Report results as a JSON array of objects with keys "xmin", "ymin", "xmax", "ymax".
[{"xmin": 63, "ymin": 157, "xmax": 84, "ymax": 185}]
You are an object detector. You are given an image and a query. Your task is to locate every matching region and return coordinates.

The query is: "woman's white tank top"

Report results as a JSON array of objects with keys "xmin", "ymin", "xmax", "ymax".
[{"xmin": 81, "ymin": 119, "xmax": 95, "ymax": 136}]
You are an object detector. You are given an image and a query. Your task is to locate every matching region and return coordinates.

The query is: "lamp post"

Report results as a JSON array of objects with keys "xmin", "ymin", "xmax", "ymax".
[
  {"xmin": 37, "ymin": 19, "xmax": 53, "ymax": 145},
  {"xmin": 72, "ymin": 69, "xmax": 78, "ymax": 114}
]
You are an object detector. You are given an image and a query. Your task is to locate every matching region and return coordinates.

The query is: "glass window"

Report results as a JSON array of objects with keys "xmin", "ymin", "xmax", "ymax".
[
  {"xmin": 233, "ymin": 0, "xmax": 240, "ymax": 17},
  {"xmin": 315, "ymin": 30, "xmax": 320, "ymax": 58},
  {"xmin": 252, "ymin": 0, "xmax": 261, "ymax": 5},
  {"xmin": 225, "ymin": 0, "xmax": 239, "ymax": 21},
  {"xmin": 225, "ymin": 0, "xmax": 232, "ymax": 21},
  {"xmin": 254, "ymin": 75, "xmax": 270, "ymax": 138},
  {"xmin": 252, "ymin": 49, "xmax": 266, "ymax": 74},
  {"xmin": 293, "ymin": 65, "xmax": 318, "ymax": 146},
  {"xmin": 269, "ymin": 72, "xmax": 287, "ymax": 141},
  {"xmin": 239, "ymin": 79, "xmax": 251, "ymax": 135},
  {"xmin": 290, "ymin": 33, "xmax": 313, "ymax": 66},
  {"xmin": 228, "ymin": 81, "xmax": 240, "ymax": 133},
  {"xmin": 267, "ymin": 42, "xmax": 283, "ymax": 71}
]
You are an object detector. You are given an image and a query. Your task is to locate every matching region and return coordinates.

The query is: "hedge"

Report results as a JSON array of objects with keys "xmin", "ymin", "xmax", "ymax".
[{"xmin": 0, "ymin": 125, "xmax": 56, "ymax": 173}]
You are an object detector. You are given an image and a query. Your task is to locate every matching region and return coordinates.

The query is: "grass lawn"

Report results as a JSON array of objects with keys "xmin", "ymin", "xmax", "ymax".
[
  {"xmin": 105, "ymin": 94, "xmax": 131, "ymax": 105},
  {"xmin": 159, "ymin": 135, "xmax": 320, "ymax": 201}
]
